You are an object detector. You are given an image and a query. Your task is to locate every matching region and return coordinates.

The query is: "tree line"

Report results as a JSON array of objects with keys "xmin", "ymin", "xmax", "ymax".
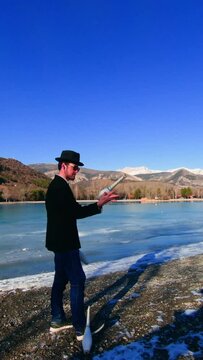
[
  {"xmin": 71, "ymin": 180, "xmax": 203, "ymax": 201},
  {"xmin": 0, "ymin": 179, "xmax": 202, "ymax": 202}
]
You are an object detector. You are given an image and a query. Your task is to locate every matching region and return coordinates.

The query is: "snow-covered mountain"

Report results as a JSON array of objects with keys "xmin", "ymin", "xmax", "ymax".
[
  {"xmin": 119, "ymin": 166, "xmax": 203, "ymax": 176},
  {"xmin": 118, "ymin": 166, "xmax": 161, "ymax": 176}
]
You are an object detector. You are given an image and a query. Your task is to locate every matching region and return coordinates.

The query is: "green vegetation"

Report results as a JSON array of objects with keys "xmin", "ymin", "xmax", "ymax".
[
  {"xmin": 0, "ymin": 177, "xmax": 7, "ymax": 184},
  {"xmin": 181, "ymin": 187, "xmax": 193, "ymax": 198},
  {"xmin": 0, "ymin": 191, "xmax": 4, "ymax": 201},
  {"xmin": 33, "ymin": 178, "xmax": 51, "ymax": 188},
  {"xmin": 133, "ymin": 188, "xmax": 142, "ymax": 199},
  {"xmin": 26, "ymin": 190, "xmax": 46, "ymax": 201}
]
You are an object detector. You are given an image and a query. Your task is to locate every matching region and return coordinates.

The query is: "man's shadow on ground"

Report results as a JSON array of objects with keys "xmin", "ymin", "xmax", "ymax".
[{"xmin": 85, "ymin": 251, "xmax": 171, "ymax": 328}]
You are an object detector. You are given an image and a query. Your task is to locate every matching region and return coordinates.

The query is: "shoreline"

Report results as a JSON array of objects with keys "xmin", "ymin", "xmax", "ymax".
[
  {"xmin": 1, "ymin": 241, "xmax": 203, "ymax": 293},
  {"xmin": 1, "ymin": 198, "xmax": 203, "ymax": 205}
]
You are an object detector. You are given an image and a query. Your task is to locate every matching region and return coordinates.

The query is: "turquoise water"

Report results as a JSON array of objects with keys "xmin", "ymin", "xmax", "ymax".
[{"xmin": 0, "ymin": 202, "xmax": 203, "ymax": 279}]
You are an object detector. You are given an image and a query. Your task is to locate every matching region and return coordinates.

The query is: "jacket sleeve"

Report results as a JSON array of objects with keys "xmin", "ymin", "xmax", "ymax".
[
  {"xmin": 74, "ymin": 201, "xmax": 102, "ymax": 219},
  {"xmin": 63, "ymin": 179, "xmax": 102, "ymax": 219}
]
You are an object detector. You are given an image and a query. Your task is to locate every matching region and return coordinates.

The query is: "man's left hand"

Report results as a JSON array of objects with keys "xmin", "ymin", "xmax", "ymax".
[{"xmin": 97, "ymin": 191, "xmax": 119, "ymax": 208}]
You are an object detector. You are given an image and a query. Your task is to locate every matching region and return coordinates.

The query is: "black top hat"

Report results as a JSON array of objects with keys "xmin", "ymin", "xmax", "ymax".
[{"xmin": 55, "ymin": 150, "xmax": 84, "ymax": 166}]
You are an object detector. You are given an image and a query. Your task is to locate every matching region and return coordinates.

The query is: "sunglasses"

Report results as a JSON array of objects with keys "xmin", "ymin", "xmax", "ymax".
[{"xmin": 67, "ymin": 163, "xmax": 80, "ymax": 172}]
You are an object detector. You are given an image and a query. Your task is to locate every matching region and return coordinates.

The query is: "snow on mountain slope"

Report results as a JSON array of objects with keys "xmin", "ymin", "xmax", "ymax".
[{"xmin": 119, "ymin": 166, "xmax": 203, "ymax": 176}]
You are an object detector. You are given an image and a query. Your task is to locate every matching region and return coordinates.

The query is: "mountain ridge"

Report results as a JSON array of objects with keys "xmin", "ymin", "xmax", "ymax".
[
  {"xmin": 29, "ymin": 163, "xmax": 203, "ymax": 187},
  {"xmin": 1, "ymin": 157, "xmax": 203, "ymax": 201},
  {"xmin": 30, "ymin": 163, "xmax": 203, "ymax": 189},
  {"xmin": 118, "ymin": 166, "xmax": 203, "ymax": 176},
  {"xmin": 29, "ymin": 163, "xmax": 203, "ymax": 176}
]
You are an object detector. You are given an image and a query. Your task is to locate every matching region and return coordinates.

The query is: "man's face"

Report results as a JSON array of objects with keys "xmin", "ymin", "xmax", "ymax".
[{"xmin": 64, "ymin": 162, "xmax": 80, "ymax": 180}]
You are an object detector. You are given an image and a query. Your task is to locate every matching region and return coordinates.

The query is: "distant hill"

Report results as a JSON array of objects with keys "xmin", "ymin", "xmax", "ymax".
[
  {"xmin": 29, "ymin": 162, "xmax": 203, "ymax": 200},
  {"xmin": 30, "ymin": 163, "xmax": 203, "ymax": 188},
  {"xmin": 29, "ymin": 163, "xmax": 141, "ymax": 200},
  {"xmin": 29, "ymin": 163, "xmax": 140, "ymax": 182},
  {"xmin": 165, "ymin": 169, "xmax": 203, "ymax": 186},
  {"xmin": 1, "ymin": 158, "xmax": 203, "ymax": 202},
  {"xmin": 0, "ymin": 158, "xmax": 51, "ymax": 201},
  {"xmin": 119, "ymin": 166, "xmax": 203, "ymax": 176},
  {"xmin": 133, "ymin": 168, "xmax": 203, "ymax": 187}
]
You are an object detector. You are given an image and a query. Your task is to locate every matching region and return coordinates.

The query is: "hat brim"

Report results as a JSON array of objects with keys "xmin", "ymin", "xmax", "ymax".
[{"xmin": 55, "ymin": 157, "xmax": 84, "ymax": 166}]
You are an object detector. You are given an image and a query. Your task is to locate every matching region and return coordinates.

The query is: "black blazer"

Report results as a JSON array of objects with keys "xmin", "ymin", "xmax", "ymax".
[{"xmin": 45, "ymin": 175, "xmax": 101, "ymax": 252}]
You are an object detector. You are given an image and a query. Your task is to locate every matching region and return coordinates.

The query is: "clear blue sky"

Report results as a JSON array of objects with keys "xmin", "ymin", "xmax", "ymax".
[{"xmin": 1, "ymin": 1, "xmax": 203, "ymax": 170}]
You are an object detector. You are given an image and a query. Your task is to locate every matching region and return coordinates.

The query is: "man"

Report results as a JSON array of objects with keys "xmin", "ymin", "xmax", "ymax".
[{"xmin": 45, "ymin": 150, "xmax": 118, "ymax": 340}]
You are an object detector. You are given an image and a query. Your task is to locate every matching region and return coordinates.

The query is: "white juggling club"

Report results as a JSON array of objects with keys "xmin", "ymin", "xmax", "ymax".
[
  {"xmin": 97, "ymin": 174, "xmax": 126, "ymax": 198},
  {"xmin": 82, "ymin": 306, "xmax": 92, "ymax": 353}
]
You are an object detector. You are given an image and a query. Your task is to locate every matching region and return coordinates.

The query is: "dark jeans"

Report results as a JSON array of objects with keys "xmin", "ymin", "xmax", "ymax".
[{"xmin": 51, "ymin": 249, "xmax": 86, "ymax": 330}]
